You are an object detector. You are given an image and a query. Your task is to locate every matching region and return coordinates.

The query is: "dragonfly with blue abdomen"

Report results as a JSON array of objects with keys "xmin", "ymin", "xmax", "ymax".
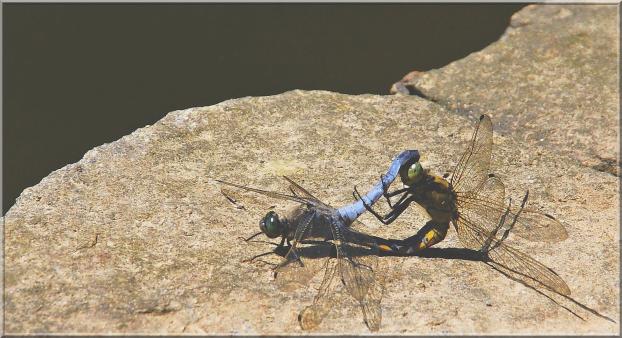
[
  {"xmin": 217, "ymin": 149, "xmax": 419, "ymax": 331},
  {"xmin": 355, "ymin": 115, "xmax": 571, "ymax": 296}
]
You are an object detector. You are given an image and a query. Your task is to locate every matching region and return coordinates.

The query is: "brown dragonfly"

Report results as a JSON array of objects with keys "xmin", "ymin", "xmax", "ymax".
[{"xmin": 355, "ymin": 115, "xmax": 570, "ymax": 296}]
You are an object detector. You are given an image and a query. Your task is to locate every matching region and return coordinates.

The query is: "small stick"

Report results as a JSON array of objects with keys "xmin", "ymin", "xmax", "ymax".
[{"xmin": 221, "ymin": 188, "xmax": 246, "ymax": 210}]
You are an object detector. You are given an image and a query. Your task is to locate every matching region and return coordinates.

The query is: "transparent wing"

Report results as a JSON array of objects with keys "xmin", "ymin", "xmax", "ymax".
[
  {"xmin": 283, "ymin": 217, "xmax": 384, "ymax": 330},
  {"xmin": 450, "ymin": 115, "xmax": 493, "ymax": 193},
  {"xmin": 298, "ymin": 258, "xmax": 340, "ymax": 330},
  {"xmin": 505, "ymin": 210, "xmax": 568, "ymax": 242},
  {"xmin": 282, "ymin": 176, "xmax": 326, "ymax": 206},
  {"xmin": 221, "ymin": 177, "xmax": 384, "ymax": 329},
  {"xmin": 454, "ymin": 216, "xmax": 571, "ymax": 296},
  {"xmin": 220, "ymin": 178, "xmax": 325, "ymax": 288},
  {"xmin": 457, "ymin": 176, "xmax": 567, "ymax": 242},
  {"xmin": 274, "ymin": 209, "xmax": 326, "ymax": 290},
  {"xmin": 348, "ymin": 221, "xmax": 384, "ymax": 331},
  {"xmin": 216, "ymin": 179, "xmax": 313, "ymax": 205},
  {"xmin": 334, "ymin": 221, "xmax": 383, "ymax": 332},
  {"xmin": 274, "ymin": 244, "xmax": 333, "ymax": 292},
  {"xmin": 456, "ymin": 175, "xmax": 506, "ymax": 235}
]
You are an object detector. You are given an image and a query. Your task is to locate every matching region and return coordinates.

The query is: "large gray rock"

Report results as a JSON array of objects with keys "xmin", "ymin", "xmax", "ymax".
[
  {"xmin": 4, "ymin": 91, "xmax": 618, "ymax": 334},
  {"xmin": 391, "ymin": 4, "xmax": 619, "ymax": 176}
]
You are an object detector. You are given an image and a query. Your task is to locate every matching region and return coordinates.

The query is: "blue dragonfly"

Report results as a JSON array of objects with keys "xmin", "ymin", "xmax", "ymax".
[{"xmin": 217, "ymin": 149, "xmax": 419, "ymax": 331}]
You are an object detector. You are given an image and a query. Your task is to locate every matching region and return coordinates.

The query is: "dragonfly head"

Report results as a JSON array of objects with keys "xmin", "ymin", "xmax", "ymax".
[
  {"xmin": 260, "ymin": 210, "xmax": 284, "ymax": 238},
  {"xmin": 399, "ymin": 158, "xmax": 425, "ymax": 186}
]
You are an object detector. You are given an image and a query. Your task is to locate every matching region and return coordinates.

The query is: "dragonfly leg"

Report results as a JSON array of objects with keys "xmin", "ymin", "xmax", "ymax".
[
  {"xmin": 383, "ymin": 186, "xmax": 411, "ymax": 209},
  {"xmin": 387, "ymin": 189, "xmax": 411, "ymax": 211},
  {"xmin": 241, "ymin": 236, "xmax": 287, "ymax": 263},
  {"xmin": 242, "ymin": 251, "xmax": 279, "ymax": 263},
  {"xmin": 385, "ymin": 186, "xmax": 411, "ymax": 198},
  {"xmin": 380, "ymin": 194, "xmax": 417, "ymax": 225},
  {"xmin": 239, "ymin": 231, "xmax": 263, "ymax": 242},
  {"xmin": 243, "ymin": 239, "xmax": 283, "ymax": 246},
  {"xmin": 240, "ymin": 235, "xmax": 285, "ymax": 247},
  {"xmin": 353, "ymin": 186, "xmax": 413, "ymax": 225},
  {"xmin": 352, "ymin": 186, "xmax": 390, "ymax": 224},
  {"xmin": 379, "ymin": 173, "xmax": 403, "ymax": 208},
  {"xmin": 379, "ymin": 173, "xmax": 392, "ymax": 206},
  {"xmin": 376, "ymin": 182, "xmax": 412, "ymax": 221}
]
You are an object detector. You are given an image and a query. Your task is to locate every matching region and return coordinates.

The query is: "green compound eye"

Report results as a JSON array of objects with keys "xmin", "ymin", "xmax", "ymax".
[
  {"xmin": 406, "ymin": 162, "xmax": 423, "ymax": 184},
  {"xmin": 260, "ymin": 211, "xmax": 282, "ymax": 238}
]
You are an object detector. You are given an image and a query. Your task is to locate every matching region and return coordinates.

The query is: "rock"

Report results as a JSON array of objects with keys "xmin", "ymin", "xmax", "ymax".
[
  {"xmin": 4, "ymin": 90, "xmax": 618, "ymax": 334},
  {"xmin": 391, "ymin": 4, "xmax": 619, "ymax": 176}
]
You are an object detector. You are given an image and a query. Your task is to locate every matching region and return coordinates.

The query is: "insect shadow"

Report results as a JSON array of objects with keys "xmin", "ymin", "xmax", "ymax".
[
  {"xmin": 245, "ymin": 238, "xmax": 615, "ymax": 324},
  {"xmin": 388, "ymin": 246, "xmax": 616, "ymax": 324}
]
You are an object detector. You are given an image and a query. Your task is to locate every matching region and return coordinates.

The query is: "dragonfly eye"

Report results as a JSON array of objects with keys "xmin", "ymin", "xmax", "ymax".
[
  {"xmin": 404, "ymin": 162, "xmax": 424, "ymax": 185},
  {"xmin": 260, "ymin": 211, "xmax": 282, "ymax": 238}
]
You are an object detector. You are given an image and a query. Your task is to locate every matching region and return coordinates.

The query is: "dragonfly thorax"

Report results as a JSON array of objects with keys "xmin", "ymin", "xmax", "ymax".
[
  {"xmin": 273, "ymin": 206, "xmax": 334, "ymax": 242},
  {"xmin": 410, "ymin": 173, "xmax": 457, "ymax": 225}
]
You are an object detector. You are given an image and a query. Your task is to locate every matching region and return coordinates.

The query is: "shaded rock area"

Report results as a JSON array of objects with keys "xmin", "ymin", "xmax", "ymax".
[
  {"xmin": 391, "ymin": 4, "xmax": 620, "ymax": 176},
  {"xmin": 4, "ymin": 90, "xmax": 619, "ymax": 334}
]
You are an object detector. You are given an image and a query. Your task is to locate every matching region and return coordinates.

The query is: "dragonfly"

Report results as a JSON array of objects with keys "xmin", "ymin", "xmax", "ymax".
[
  {"xmin": 355, "ymin": 115, "xmax": 571, "ymax": 296},
  {"xmin": 217, "ymin": 150, "xmax": 419, "ymax": 331}
]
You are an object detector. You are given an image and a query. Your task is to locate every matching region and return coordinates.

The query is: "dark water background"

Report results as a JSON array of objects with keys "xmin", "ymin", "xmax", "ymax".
[{"xmin": 3, "ymin": 4, "xmax": 525, "ymax": 214}]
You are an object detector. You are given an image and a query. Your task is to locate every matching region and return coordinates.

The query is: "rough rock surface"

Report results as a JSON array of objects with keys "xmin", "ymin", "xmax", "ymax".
[
  {"xmin": 391, "ymin": 4, "xmax": 620, "ymax": 176},
  {"xmin": 4, "ymin": 90, "xmax": 619, "ymax": 334}
]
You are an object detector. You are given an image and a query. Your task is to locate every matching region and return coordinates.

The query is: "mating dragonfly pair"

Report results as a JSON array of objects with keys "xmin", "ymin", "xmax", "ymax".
[{"xmin": 217, "ymin": 115, "xmax": 568, "ymax": 331}]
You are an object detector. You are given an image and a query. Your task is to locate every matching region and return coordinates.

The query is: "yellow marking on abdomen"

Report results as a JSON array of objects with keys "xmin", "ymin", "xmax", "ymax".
[
  {"xmin": 419, "ymin": 228, "xmax": 445, "ymax": 250},
  {"xmin": 378, "ymin": 244, "xmax": 392, "ymax": 252}
]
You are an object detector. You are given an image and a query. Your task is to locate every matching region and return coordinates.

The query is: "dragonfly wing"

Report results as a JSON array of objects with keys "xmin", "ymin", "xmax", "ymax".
[
  {"xmin": 508, "ymin": 209, "xmax": 568, "ymax": 242},
  {"xmin": 275, "ymin": 244, "xmax": 333, "ymax": 292},
  {"xmin": 455, "ymin": 216, "xmax": 571, "ymax": 296},
  {"xmin": 274, "ymin": 209, "xmax": 325, "ymax": 290},
  {"xmin": 358, "ymin": 268, "xmax": 383, "ymax": 332},
  {"xmin": 216, "ymin": 179, "xmax": 312, "ymax": 205},
  {"xmin": 282, "ymin": 176, "xmax": 327, "ymax": 205},
  {"xmin": 456, "ymin": 176, "xmax": 507, "ymax": 240},
  {"xmin": 298, "ymin": 258, "xmax": 340, "ymax": 330},
  {"xmin": 336, "ymin": 225, "xmax": 383, "ymax": 332},
  {"xmin": 487, "ymin": 240, "xmax": 571, "ymax": 296},
  {"xmin": 450, "ymin": 115, "xmax": 493, "ymax": 193},
  {"xmin": 457, "ymin": 176, "xmax": 567, "ymax": 243}
]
